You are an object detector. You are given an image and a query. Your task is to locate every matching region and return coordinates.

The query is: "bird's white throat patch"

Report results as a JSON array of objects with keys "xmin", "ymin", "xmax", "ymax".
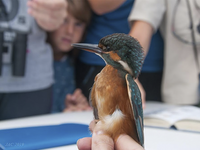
[{"xmin": 118, "ymin": 60, "xmax": 133, "ymax": 75}]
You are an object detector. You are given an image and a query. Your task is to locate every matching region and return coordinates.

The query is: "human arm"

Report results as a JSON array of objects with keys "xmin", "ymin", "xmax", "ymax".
[
  {"xmin": 129, "ymin": 21, "xmax": 153, "ymax": 56},
  {"xmin": 128, "ymin": 21, "xmax": 154, "ymax": 109},
  {"xmin": 63, "ymin": 89, "xmax": 92, "ymax": 112},
  {"xmin": 27, "ymin": 0, "xmax": 67, "ymax": 31},
  {"xmin": 77, "ymin": 120, "xmax": 144, "ymax": 150},
  {"xmin": 128, "ymin": 0, "xmax": 165, "ymax": 54},
  {"xmin": 87, "ymin": 0, "xmax": 126, "ymax": 15},
  {"xmin": 128, "ymin": 0, "xmax": 165, "ymax": 107},
  {"xmin": 129, "ymin": 21, "xmax": 154, "ymax": 109}
]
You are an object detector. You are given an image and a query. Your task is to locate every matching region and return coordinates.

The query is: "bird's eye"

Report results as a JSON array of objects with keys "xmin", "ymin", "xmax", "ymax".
[
  {"xmin": 107, "ymin": 46, "xmax": 110, "ymax": 51},
  {"xmin": 103, "ymin": 46, "xmax": 107, "ymax": 51}
]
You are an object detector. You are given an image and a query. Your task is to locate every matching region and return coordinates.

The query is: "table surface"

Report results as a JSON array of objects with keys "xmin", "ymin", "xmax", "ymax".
[{"xmin": 0, "ymin": 111, "xmax": 200, "ymax": 150}]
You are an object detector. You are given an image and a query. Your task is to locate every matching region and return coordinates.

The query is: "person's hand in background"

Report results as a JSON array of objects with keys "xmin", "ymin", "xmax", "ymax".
[
  {"xmin": 135, "ymin": 78, "xmax": 146, "ymax": 109},
  {"xmin": 63, "ymin": 89, "xmax": 92, "ymax": 112},
  {"xmin": 77, "ymin": 120, "xmax": 144, "ymax": 150},
  {"xmin": 27, "ymin": 0, "xmax": 67, "ymax": 31}
]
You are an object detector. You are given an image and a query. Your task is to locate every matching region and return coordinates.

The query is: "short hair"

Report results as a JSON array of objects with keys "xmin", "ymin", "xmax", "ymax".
[{"xmin": 67, "ymin": 0, "xmax": 92, "ymax": 26}]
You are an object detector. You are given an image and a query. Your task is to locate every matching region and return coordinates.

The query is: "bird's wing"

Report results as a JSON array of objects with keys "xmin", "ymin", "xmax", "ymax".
[
  {"xmin": 89, "ymin": 83, "xmax": 99, "ymax": 120},
  {"xmin": 125, "ymin": 74, "xmax": 144, "ymax": 147}
]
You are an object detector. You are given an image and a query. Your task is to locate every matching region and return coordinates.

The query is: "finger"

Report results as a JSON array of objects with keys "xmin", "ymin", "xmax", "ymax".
[
  {"xmin": 65, "ymin": 94, "xmax": 73, "ymax": 102},
  {"xmin": 74, "ymin": 104, "xmax": 87, "ymax": 111},
  {"xmin": 75, "ymin": 92, "xmax": 88, "ymax": 104},
  {"xmin": 79, "ymin": 105, "xmax": 92, "ymax": 111},
  {"xmin": 66, "ymin": 103, "xmax": 73, "ymax": 108},
  {"xmin": 76, "ymin": 93, "xmax": 84, "ymax": 102},
  {"xmin": 66, "ymin": 102, "xmax": 89, "ymax": 112},
  {"xmin": 73, "ymin": 89, "xmax": 82, "ymax": 99},
  {"xmin": 63, "ymin": 108, "xmax": 75, "ymax": 112},
  {"xmin": 65, "ymin": 95, "xmax": 72, "ymax": 106},
  {"xmin": 28, "ymin": 10, "xmax": 64, "ymax": 31},
  {"xmin": 27, "ymin": 0, "xmax": 66, "ymax": 30},
  {"xmin": 73, "ymin": 89, "xmax": 87, "ymax": 104},
  {"xmin": 79, "ymin": 96, "xmax": 88, "ymax": 104},
  {"xmin": 27, "ymin": 1, "xmax": 52, "ymax": 18},
  {"xmin": 77, "ymin": 137, "xmax": 92, "ymax": 150},
  {"xmin": 69, "ymin": 105, "xmax": 77, "ymax": 111},
  {"xmin": 28, "ymin": 7, "xmax": 63, "ymax": 24},
  {"xmin": 70, "ymin": 89, "xmax": 81, "ymax": 101},
  {"xmin": 78, "ymin": 100, "xmax": 88, "ymax": 108},
  {"xmin": 27, "ymin": 0, "xmax": 38, "ymax": 10},
  {"xmin": 63, "ymin": 105, "xmax": 75, "ymax": 112},
  {"xmin": 77, "ymin": 121, "xmax": 114, "ymax": 150},
  {"xmin": 86, "ymin": 106, "xmax": 93, "ymax": 111},
  {"xmin": 63, "ymin": 108, "xmax": 70, "ymax": 112},
  {"xmin": 83, "ymin": 105, "xmax": 92, "ymax": 111},
  {"xmin": 74, "ymin": 88, "xmax": 82, "ymax": 95},
  {"xmin": 30, "ymin": 0, "xmax": 67, "ymax": 10},
  {"xmin": 63, "ymin": 104, "xmax": 74, "ymax": 111},
  {"xmin": 76, "ymin": 102, "xmax": 91, "ymax": 111},
  {"xmin": 89, "ymin": 120, "xmax": 96, "ymax": 133},
  {"xmin": 115, "ymin": 134, "xmax": 144, "ymax": 150},
  {"xmin": 92, "ymin": 132, "xmax": 114, "ymax": 150},
  {"xmin": 66, "ymin": 94, "xmax": 77, "ymax": 106}
]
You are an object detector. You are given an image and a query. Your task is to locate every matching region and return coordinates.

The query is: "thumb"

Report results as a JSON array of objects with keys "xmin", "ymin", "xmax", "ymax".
[
  {"xmin": 92, "ymin": 131, "xmax": 114, "ymax": 150},
  {"xmin": 77, "ymin": 137, "xmax": 92, "ymax": 150}
]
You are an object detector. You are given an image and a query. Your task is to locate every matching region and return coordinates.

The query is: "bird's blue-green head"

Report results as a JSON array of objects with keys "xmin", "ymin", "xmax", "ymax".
[{"xmin": 72, "ymin": 33, "xmax": 144, "ymax": 78}]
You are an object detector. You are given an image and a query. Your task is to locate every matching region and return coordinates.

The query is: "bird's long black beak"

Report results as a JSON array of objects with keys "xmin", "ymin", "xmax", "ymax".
[{"xmin": 72, "ymin": 43, "xmax": 103, "ymax": 54}]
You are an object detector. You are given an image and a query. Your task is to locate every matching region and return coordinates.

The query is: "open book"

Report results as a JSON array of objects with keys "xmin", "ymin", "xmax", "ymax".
[{"xmin": 144, "ymin": 102, "xmax": 200, "ymax": 132}]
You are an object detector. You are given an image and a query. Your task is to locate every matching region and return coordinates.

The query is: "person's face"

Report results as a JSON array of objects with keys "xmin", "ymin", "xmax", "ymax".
[{"xmin": 50, "ymin": 13, "xmax": 86, "ymax": 52}]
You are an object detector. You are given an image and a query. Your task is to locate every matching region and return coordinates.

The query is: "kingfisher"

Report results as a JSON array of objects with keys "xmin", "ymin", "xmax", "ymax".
[{"xmin": 72, "ymin": 33, "xmax": 144, "ymax": 147}]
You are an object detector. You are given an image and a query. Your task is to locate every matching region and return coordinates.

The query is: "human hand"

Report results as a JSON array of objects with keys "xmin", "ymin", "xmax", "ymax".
[
  {"xmin": 63, "ymin": 89, "xmax": 92, "ymax": 112},
  {"xmin": 135, "ymin": 78, "xmax": 146, "ymax": 109},
  {"xmin": 27, "ymin": 0, "xmax": 67, "ymax": 31},
  {"xmin": 77, "ymin": 120, "xmax": 144, "ymax": 150}
]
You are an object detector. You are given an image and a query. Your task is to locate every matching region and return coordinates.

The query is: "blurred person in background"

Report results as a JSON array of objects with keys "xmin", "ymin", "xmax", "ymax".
[
  {"xmin": 0, "ymin": 0, "xmax": 67, "ymax": 120},
  {"xmin": 75, "ymin": 0, "xmax": 164, "ymax": 107},
  {"xmin": 48, "ymin": 0, "xmax": 92, "ymax": 113},
  {"xmin": 129, "ymin": 0, "xmax": 200, "ymax": 105}
]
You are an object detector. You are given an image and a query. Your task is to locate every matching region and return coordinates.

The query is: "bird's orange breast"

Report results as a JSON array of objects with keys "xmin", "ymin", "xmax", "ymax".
[
  {"xmin": 90, "ymin": 65, "xmax": 138, "ymax": 142},
  {"xmin": 93, "ymin": 65, "xmax": 127, "ymax": 115}
]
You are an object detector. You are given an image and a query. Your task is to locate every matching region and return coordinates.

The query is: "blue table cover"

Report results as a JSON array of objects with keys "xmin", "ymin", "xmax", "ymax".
[{"xmin": 0, "ymin": 123, "xmax": 91, "ymax": 150}]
